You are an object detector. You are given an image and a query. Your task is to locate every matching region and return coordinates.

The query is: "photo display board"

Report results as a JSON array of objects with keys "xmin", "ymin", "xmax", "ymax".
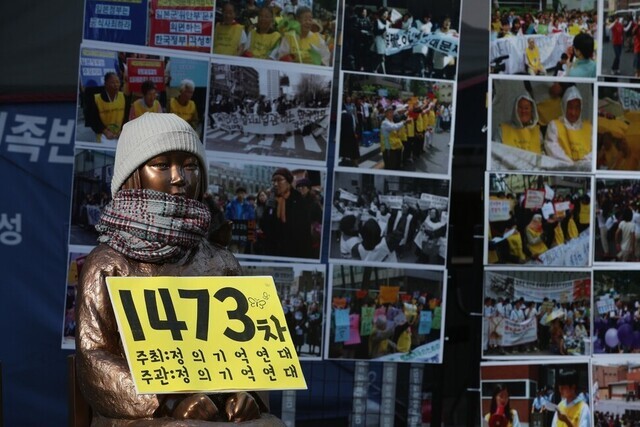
[{"xmin": 483, "ymin": 1, "xmax": 640, "ymax": 425}]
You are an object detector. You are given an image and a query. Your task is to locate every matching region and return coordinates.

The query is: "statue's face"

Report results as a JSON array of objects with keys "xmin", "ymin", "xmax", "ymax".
[{"xmin": 139, "ymin": 151, "xmax": 201, "ymax": 199}]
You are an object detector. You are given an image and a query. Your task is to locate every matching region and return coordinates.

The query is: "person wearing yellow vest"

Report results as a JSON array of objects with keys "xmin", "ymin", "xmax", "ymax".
[
  {"xmin": 275, "ymin": 7, "xmax": 331, "ymax": 66},
  {"xmin": 380, "ymin": 106, "xmax": 411, "ymax": 170},
  {"xmin": 551, "ymin": 369, "xmax": 590, "ymax": 427},
  {"xmin": 168, "ymin": 79, "xmax": 199, "ymax": 131},
  {"xmin": 544, "ymin": 86, "xmax": 592, "ymax": 165},
  {"xmin": 526, "ymin": 214, "xmax": 548, "ymax": 258},
  {"xmin": 128, "ymin": 80, "xmax": 162, "ymax": 121},
  {"xmin": 525, "ymin": 38, "xmax": 546, "ymax": 75},
  {"xmin": 213, "ymin": 2, "xmax": 247, "ymax": 56},
  {"xmin": 576, "ymin": 195, "xmax": 590, "ymax": 233},
  {"xmin": 243, "ymin": 7, "xmax": 281, "ymax": 59},
  {"xmin": 497, "ymin": 93, "xmax": 543, "ymax": 154},
  {"xmin": 89, "ymin": 71, "xmax": 126, "ymax": 143}
]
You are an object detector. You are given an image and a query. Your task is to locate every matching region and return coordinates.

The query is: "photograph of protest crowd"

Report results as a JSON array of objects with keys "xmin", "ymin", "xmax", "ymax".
[
  {"xmin": 490, "ymin": 1, "xmax": 597, "ymax": 77},
  {"xmin": 597, "ymin": 84, "xmax": 640, "ymax": 171},
  {"xmin": 207, "ymin": 159, "xmax": 325, "ymax": 261},
  {"xmin": 483, "ymin": 270, "xmax": 591, "ymax": 358},
  {"xmin": 592, "ymin": 270, "xmax": 640, "ymax": 354},
  {"xmin": 83, "ymin": 0, "xmax": 214, "ymax": 53},
  {"xmin": 489, "ymin": 77, "xmax": 594, "ymax": 172},
  {"xmin": 486, "ymin": 172, "xmax": 593, "ymax": 266},
  {"xmin": 74, "ymin": 46, "xmax": 209, "ymax": 148},
  {"xmin": 481, "ymin": 361, "xmax": 591, "ymax": 427},
  {"xmin": 68, "ymin": 149, "xmax": 114, "ymax": 247},
  {"xmin": 336, "ymin": 72, "xmax": 453, "ymax": 175},
  {"xmin": 593, "ymin": 178, "xmax": 640, "ymax": 263},
  {"xmin": 326, "ymin": 264, "xmax": 445, "ymax": 363},
  {"xmin": 341, "ymin": 0, "xmax": 461, "ymax": 80},
  {"xmin": 593, "ymin": 360, "xmax": 640, "ymax": 423},
  {"xmin": 329, "ymin": 171, "xmax": 450, "ymax": 266},
  {"xmin": 206, "ymin": 61, "xmax": 331, "ymax": 163},
  {"xmin": 602, "ymin": 9, "xmax": 640, "ymax": 78},
  {"xmin": 241, "ymin": 262, "xmax": 326, "ymax": 360},
  {"xmin": 212, "ymin": 0, "xmax": 338, "ymax": 67}
]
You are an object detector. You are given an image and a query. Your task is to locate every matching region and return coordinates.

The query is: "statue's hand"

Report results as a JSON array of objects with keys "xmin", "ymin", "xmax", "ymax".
[
  {"xmin": 173, "ymin": 393, "xmax": 219, "ymax": 420},
  {"xmin": 225, "ymin": 392, "xmax": 261, "ymax": 422}
]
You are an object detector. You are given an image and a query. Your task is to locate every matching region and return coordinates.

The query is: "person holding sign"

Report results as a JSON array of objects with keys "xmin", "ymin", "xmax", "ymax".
[
  {"xmin": 526, "ymin": 214, "xmax": 548, "ymax": 259},
  {"xmin": 551, "ymin": 370, "xmax": 590, "ymax": 427},
  {"xmin": 76, "ymin": 113, "xmax": 276, "ymax": 424},
  {"xmin": 543, "ymin": 86, "xmax": 592, "ymax": 166},
  {"xmin": 87, "ymin": 71, "xmax": 126, "ymax": 143},
  {"xmin": 497, "ymin": 93, "xmax": 543, "ymax": 154},
  {"xmin": 213, "ymin": 3, "xmax": 248, "ymax": 56}
]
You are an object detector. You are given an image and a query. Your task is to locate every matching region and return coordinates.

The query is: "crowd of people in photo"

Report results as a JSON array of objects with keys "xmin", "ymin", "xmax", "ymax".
[
  {"xmin": 342, "ymin": 6, "xmax": 458, "ymax": 78},
  {"xmin": 494, "ymin": 83, "xmax": 592, "ymax": 169},
  {"xmin": 340, "ymin": 94, "xmax": 451, "ymax": 170},
  {"xmin": 490, "ymin": 7, "xmax": 597, "ymax": 77},
  {"xmin": 594, "ymin": 181, "xmax": 640, "ymax": 261},
  {"xmin": 332, "ymin": 188, "xmax": 448, "ymax": 265},
  {"xmin": 483, "ymin": 295, "xmax": 590, "ymax": 356},
  {"xmin": 593, "ymin": 292, "xmax": 640, "ymax": 353},
  {"xmin": 281, "ymin": 296, "xmax": 323, "ymax": 356},
  {"xmin": 83, "ymin": 67, "xmax": 201, "ymax": 143},
  {"xmin": 595, "ymin": 411, "xmax": 640, "ymax": 427},
  {"xmin": 328, "ymin": 290, "xmax": 442, "ymax": 360},
  {"xmin": 208, "ymin": 167, "xmax": 323, "ymax": 259},
  {"xmin": 488, "ymin": 184, "xmax": 591, "ymax": 264},
  {"xmin": 213, "ymin": 1, "xmax": 335, "ymax": 65}
]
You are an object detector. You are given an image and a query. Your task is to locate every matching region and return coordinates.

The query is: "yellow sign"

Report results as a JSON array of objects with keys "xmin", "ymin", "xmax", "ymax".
[
  {"xmin": 378, "ymin": 286, "xmax": 400, "ymax": 304},
  {"xmin": 106, "ymin": 276, "xmax": 306, "ymax": 394}
]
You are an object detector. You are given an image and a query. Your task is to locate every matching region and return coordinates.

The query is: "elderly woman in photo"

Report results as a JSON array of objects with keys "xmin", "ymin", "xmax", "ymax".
[
  {"xmin": 497, "ymin": 93, "xmax": 543, "ymax": 154},
  {"xmin": 168, "ymin": 79, "xmax": 199, "ymax": 131},
  {"xmin": 276, "ymin": 7, "xmax": 331, "ymax": 66},
  {"xmin": 243, "ymin": 7, "xmax": 282, "ymax": 59},
  {"xmin": 213, "ymin": 2, "xmax": 247, "ymax": 56},
  {"xmin": 76, "ymin": 113, "xmax": 279, "ymax": 425}
]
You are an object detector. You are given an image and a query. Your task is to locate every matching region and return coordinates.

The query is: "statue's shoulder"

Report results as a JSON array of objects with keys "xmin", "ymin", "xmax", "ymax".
[
  {"xmin": 196, "ymin": 240, "xmax": 242, "ymax": 276},
  {"xmin": 81, "ymin": 244, "xmax": 133, "ymax": 285}
]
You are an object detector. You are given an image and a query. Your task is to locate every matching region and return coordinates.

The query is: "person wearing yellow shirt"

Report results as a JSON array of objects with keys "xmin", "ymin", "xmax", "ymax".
[
  {"xmin": 525, "ymin": 38, "xmax": 546, "ymax": 75},
  {"xmin": 168, "ymin": 79, "xmax": 199, "ymax": 131},
  {"xmin": 544, "ymin": 86, "xmax": 592, "ymax": 166},
  {"xmin": 88, "ymin": 71, "xmax": 126, "ymax": 143},
  {"xmin": 213, "ymin": 2, "xmax": 247, "ymax": 56},
  {"xmin": 275, "ymin": 7, "xmax": 331, "ymax": 65},
  {"xmin": 497, "ymin": 93, "xmax": 543, "ymax": 154},
  {"xmin": 243, "ymin": 7, "xmax": 281, "ymax": 59},
  {"xmin": 128, "ymin": 80, "xmax": 162, "ymax": 121},
  {"xmin": 551, "ymin": 370, "xmax": 590, "ymax": 427},
  {"xmin": 526, "ymin": 214, "xmax": 548, "ymax": 258},
  {"xmin": 380, "ymin": 107, "xmax": 411, "ymax": 170}
]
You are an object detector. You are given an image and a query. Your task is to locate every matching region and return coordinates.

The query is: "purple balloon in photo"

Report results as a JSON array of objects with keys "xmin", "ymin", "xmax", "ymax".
[
  {"xmin": 605, "ymin": 328, "xmax": 619, "ymax": 348},
  {"xmin": 633, "ymin": 331, "xmax": 640, "ymax": 349},
  {"xmin": 618, "ymin": 323, "xmax": 633, "ymax": 347}
]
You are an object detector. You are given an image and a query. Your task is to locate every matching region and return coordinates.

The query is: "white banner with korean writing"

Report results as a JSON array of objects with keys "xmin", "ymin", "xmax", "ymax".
[
  {"xmin": 374, "ymin": 339, "xmax": 441, "ymax": 363},
  {"xmin": 513, "ymin": 277, "xmax": 576, "ymax": 303},
  {"xmin": 379, "ymin": 195, "xmax": 403, "ymax": 210},
  {"xmin": 384, "ymin": 28, "xmax": 458, "ymax": 57},
  {"xmin": 489, "ymin": 199, "xmax": 511, "ymax": 222},
  {"xmin": 211, "ymin": 108, "xmax": 328, "ymax": 136},
  {"xmin": 538, "ymin": 230, "xmax": 590, "ymax": 266},
  {"xmin": 420, "ymin": 193, "xmax": 448, "ymax": 211},
  {"xmin": 490, "ymin": 33, "xmax": 574, "ymax": 74},
  {"xmin": 339, "ymin": 189, "xmax": 358, "ymax": 203},
  {"xmin": 620, "ymin": 88, "xmax": 640, "ymax": 111},
  {"xmin": 499, "ymin": 317, "xmax": 538, "ymax": 347}
]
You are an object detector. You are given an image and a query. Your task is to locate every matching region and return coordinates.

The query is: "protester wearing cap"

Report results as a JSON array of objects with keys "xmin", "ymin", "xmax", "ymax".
[
  {"xmin": 261, "ymin": 167, "xmax": 313, "ymax": 258},
  {"xmin": 76, "ymin": 113, "xmax": 277, "ymax": 425}
]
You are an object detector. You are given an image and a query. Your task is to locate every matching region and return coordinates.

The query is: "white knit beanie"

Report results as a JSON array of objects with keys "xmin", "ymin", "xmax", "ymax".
[{"xmin": 110, "ymin": 113, "xmax": 208, "ymax": 196}]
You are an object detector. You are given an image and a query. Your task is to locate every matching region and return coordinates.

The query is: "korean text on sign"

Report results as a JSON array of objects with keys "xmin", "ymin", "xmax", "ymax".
[{"xmin": 106, "ymin": 276, "xmax": 307, "ymax": 394}]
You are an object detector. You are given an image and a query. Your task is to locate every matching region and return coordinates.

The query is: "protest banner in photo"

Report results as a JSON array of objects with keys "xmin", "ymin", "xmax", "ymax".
[
  {"xmin": 126, "ymin": 58, "xmax": 165, "ymax": 93},
  {"xmin": 488, "ymin": 199, "xmax": 511, "ymax": 222},
  {"xmin": 149, "ymin": 0, "xmax": 213, "ymax": 52},
  {"xmin": 84, "ymin": 0, "xmax": 149, "ymax": 46}
]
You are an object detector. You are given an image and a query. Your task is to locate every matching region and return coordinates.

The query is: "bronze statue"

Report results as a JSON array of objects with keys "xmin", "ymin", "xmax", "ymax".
[{"xmin": 75, "ymin": 113, "xmax": 284, "ymax": 426}]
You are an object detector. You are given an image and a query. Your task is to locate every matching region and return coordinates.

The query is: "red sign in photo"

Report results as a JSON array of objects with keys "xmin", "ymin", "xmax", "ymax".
[
  {"xmin": 126, "ymin": 58, "xmax": 165, "ymax": 94},
  {"xmin": 149, "ymin": 0, "xmax": 214, "ymax": 52}
]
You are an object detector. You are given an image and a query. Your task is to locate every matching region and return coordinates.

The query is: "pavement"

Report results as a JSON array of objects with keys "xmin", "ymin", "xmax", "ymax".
[
  {"xmin": 355, "ymin": 130, "xmax": 452, "ymax": 174},
  {"xmin": 601, "ymin": 38, "xmax": 640, "ymax": 79}
]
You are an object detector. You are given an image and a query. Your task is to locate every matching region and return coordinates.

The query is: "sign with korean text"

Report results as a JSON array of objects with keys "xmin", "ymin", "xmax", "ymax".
[
  {"xmin": 524, "ymin": 189, "xmax": 545, "ymax": 209},
  {"xmin": 488, "ymin": 199, "xmax": 511, "ymax": 222},
  {"xmin": 79, "ymin": 48, "xmax": 119, "ymax": 88},
  {"xmin": 106, "ymin": 276, "xmax": 307, "ymax": 394},
  {"xmin": 149, "ymin": 0, "xmax": 214, "ymax": 52},
  {"xmin": 360, "ymin": 306, "xmax": 374, "ymax": 336},
  {"xmin": 419, "ymin": 193, "xmax": 448, "ymax": 210},
  {"xmin": 84, "ymin": 0, "xmax": 148, "ymax": 46},
  {"xmin": 126, "ymin": 58, "xmax": 166, "ymax": 94}
]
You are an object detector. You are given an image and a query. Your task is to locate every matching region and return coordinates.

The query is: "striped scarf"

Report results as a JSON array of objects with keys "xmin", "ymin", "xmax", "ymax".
[{"xmin": 96, "ymin": 189, "xmax": 211, "ymax": 263}]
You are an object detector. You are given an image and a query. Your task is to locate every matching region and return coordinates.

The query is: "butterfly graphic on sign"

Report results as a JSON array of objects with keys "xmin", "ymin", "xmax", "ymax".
[{"xmin": 249, "ymin": 292, "xmax": 270, "ymax": 309}]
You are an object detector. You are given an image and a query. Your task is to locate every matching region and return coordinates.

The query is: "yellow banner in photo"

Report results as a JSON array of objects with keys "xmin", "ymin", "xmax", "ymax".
[
  {"xmin": 106, "ymin": 276, "xmax": 306, "ymax": 394},
  {"xmin": 378, "ymin": 286, "xmax": 399, "ymax": 304}
]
